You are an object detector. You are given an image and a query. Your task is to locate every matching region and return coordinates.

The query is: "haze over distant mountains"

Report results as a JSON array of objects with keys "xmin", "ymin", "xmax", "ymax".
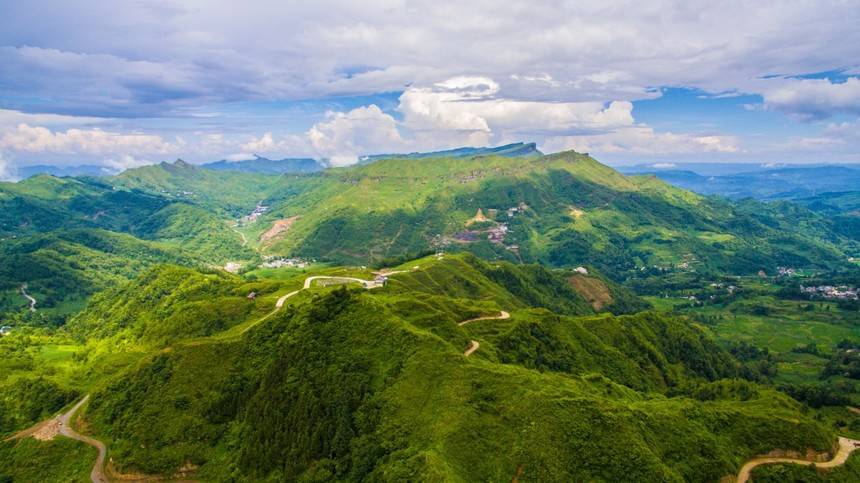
[{"xmin": 619, "ymin": 163, "xmax": 860, "ymax": 200}]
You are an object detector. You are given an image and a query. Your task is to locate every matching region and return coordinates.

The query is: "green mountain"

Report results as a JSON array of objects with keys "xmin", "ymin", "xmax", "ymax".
[
  {"xmin": 2, "ymin": 146, "xmax": 858, "ymax": 481},
  {"xmin": 246, "ymin": 150, "xmax": 855, "ymax": 278},
  {"xmin": 202, "ymin": 155, "xmax": 325, "ymax": 174},
  {"xmin": 55, "ymin": 254, "xmax": 833, "ymax": 482}
]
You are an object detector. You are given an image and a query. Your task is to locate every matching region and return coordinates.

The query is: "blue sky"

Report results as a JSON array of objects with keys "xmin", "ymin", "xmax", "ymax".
[{"xmin": 0, "ymin": 0, "xmax": 859, "ymax": 177}]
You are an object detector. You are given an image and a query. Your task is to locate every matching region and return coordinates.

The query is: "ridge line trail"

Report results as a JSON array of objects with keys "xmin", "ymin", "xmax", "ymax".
[
  {"xmin": 20, "ymin": 284, "xmax": 36, "ymax": 312},
  {"xmin": 239, "ymin": 275, "xmax": 387, "ymax": 335},
  {"xmin": 736, "ymin": 436, "xmax": 860, "ymax": 483}
]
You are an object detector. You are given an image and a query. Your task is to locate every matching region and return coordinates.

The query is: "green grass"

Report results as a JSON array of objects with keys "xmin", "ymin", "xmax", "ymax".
[{"xmin": 700, "ymin": 297, "xmax": 858, "ymax": 354}]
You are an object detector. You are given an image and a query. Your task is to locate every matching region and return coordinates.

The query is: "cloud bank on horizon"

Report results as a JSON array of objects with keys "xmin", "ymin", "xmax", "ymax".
[{"xmin": 0, "ymin": 0, "xmax": 858, "ymax": 175}]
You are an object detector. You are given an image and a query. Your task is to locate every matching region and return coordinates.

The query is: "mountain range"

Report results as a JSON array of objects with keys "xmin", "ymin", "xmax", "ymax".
[{"xmin": 1, "ymin": 144, "xmax": 859, "ymax": 481}]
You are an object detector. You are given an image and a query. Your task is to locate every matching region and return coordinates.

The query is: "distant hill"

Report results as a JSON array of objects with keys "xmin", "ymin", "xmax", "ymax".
[
  {"xmin": 359, "ymin": 141, "xmax": 542, "ymax": 164},
  {"xmin": 619, "ymin": 164, "xmax": 860, "ymax": 200},
  {"xmin": 202, "ymin": 155, "xmax": 325, "ymax": 174},
  {"xmin": 16, "ymin": 164, "xmax": 111, "ymax": 179}
]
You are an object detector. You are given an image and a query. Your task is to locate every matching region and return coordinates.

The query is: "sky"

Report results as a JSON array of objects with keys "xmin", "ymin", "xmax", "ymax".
[{"xmin": 1, "ymin": 0, "xmax": 859, "ymax": 178}]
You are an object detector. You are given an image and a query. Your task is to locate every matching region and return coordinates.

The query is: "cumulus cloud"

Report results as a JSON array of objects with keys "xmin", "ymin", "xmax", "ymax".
[
  {"xmin": 241, "ymin": 133, "xmax": 278, "ymax": 153},
  {"xmin": 398, "ymin": 76, "xmax": 634, "ymax": 136},
  {"xmin": 293, "ymin": 76, "xmax": 738, "ymax": 163},
  {"xmin": 307, "ymin": 105, "xmax": 404, "ymax": 166},
  {"xmin": 0, "ymin": 124, "xmax": 173, "ymax": 155},
  {"xmin": 761, "ymin": 77, "xmax": 860, "ymax": 120},
  {"xmin": 102, "ymin": 155, "xmax": 156, "ymax": 172}
]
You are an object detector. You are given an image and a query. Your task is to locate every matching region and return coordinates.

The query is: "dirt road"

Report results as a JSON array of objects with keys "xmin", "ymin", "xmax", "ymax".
[
  {"xmin": 5, "ymin": 395, "xmax": 106, "ymax": 483},
  {"xmin": 20, "ymin": 284, "xmax": 36, "ymax": 312},
  {"xmin": 458, "ymin": 310, "xmax": 510, "ymax": 357},
  {"xmin": 57, "ymin": 396, "xmax": 108, "ymax": 483},
  {"xmin": 458, "ymin": 310, "xmax": 510, "ymax": 326},
  {"xmin": 464, "ymin": 340, "xmax": 480, "ymax": 357},
  {"xmin": 241, "ymin": 275, "xmax": 383, "ymax": 335},
  {"xmin": 303, "ymin": 275, "xmax": 379, "ymax": 289},
  {"xmin": 736, "ymin": 436, "xmax": 860, "ymax": 482}
]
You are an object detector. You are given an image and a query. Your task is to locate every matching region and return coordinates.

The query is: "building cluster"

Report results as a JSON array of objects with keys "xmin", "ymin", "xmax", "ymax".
[
  {"xmin": 486, "ymin": 224, "xmax": 509, "ymax": 244},
  {"xmin": 800, "ymin": 285, "xmax": 858, "ymax": 300},
  {"xmin": 709, "ymin": 282, "xmax": 738, "ymax": 294},
  {"xmin": 243, "ymin": 203, "xmax": 269, "ymax": 223},
  {"xmin": 261, "ymin": 257, "xmax": 310, "ymax": 269},
  {"xmin": 777, "ymin": 267, "xmax": 798, "ymax": 277},
  {"xmin": 506, "ymin": 202, "xmax": 530, "ymax": 217}
]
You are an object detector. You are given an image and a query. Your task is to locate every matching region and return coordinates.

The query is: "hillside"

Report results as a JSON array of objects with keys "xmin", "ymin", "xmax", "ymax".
[
  {"xmin": 2, "ymin": 148, "xmax": 855, "ymax": 320},
  {"xmin": 54, "ymin": 254, "xmax": 834, "ymax": 482},
  {"xmin": 245, "ymin": 150, "xmax": 855, "ymax": 279}
]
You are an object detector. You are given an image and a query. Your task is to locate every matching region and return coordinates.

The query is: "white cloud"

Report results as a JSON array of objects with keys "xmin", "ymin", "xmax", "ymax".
[
  {"xmin": 398, "ymin": 76, "xmax": 634, "ymax": 136},
  {"xmin": 0, "ymin": 109, "xmax": 105, "ymax": 129},
  {"xmin": 241, "ymin": 132, "xmax": 278, "ymax": 153},
  {"xmin": 102, "ymin": 155, "xmax": 156, "ymax": 172},
  {"xmin": 0, "ymin": 124, "xmax": 173, "ymax": 156},
  {"xmin": 761, "ymin": 77, "xmax": 860, "ymax": 120},
  {"xmin": 0, "ymin": 152, "xmax": 18, "ymax": 181},
  {"xmin": 307, "ymin": 105, "xmax": 404, "ymax": 166},
  {"xmin": 3, "ymin": 1, "xmax": 859, "ymax": 117},
  {"xmin": 542, "ymin": 127, "xmax": 739, "ymax": 155}
]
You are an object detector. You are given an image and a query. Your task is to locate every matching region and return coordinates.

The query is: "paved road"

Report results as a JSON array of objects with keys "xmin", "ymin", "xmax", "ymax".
[
  {"xmin": 736, "ymin": 436, "xmax": 860, "ymax": 482},
  {"xmin": 57, "ymin": 396, "xmax": 108, "ymax": 483}
]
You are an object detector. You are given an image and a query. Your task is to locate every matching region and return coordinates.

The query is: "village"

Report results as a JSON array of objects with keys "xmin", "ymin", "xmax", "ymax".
[
  {"xmin": 260, "ymin": 257, "xmax": 311, "ymax": 269},
  {"xmin": 445, "ymin": 203, "xmax": 530, "ymax": 252},
  {"xmin": 241, "ymin": 202, "xmax": 269, "ymax": 223},
  {"xmin": 800, "ymin": 284, "xmax": 858, "ymax": 300}
]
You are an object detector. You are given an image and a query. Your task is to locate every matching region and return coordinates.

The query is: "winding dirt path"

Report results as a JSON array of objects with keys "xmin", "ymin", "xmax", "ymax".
[
  {"xmin": 458, "ymin": 311, "xmax": 510, "ymax": 357},
  {"xmin": 20, "ymin": 284, "xmax": 36, "ymax": 312},
  {"xmin": 458, "ymin": 310, "xmax": 510, "ymax": 326},
  {"xmin": 240, "ymin": 290, "xmax": 300, "ymax": 334},
  {"xmin": 240, "ymin": 275, "xmax": 386, "ymax": 335},
  {"xmin": 736, "ymin": 437, "xmax": 860, "ymax": 483},
  {"xmin": 464, "ymin": 340, "xmax": 480, "ymax": 357},
  {"xmin": 5, "ymin": 396, "xmax": 106, "ymax": 482},
  {"xmin": 58, "ymin": 396, "xmax": 108, "ymax": 483},
  {"xmin": 303, "ymin": 275, "xmax": 380, "ymax": 289}
]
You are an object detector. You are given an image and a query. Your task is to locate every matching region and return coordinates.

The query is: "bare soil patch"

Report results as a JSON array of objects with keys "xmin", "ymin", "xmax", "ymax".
[
  {"xmin": 260, "ymin": 216, "xmax": 300, "ymax": 244},
  {"xmin": 568, "ymin": 274, "xmax": 612, "ymax": 310}
]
